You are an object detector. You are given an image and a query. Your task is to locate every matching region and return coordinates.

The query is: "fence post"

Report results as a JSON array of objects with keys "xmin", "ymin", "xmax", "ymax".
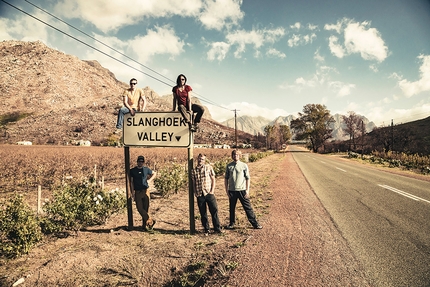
[{"xmin": 37, "ymin": 185, "xmax": 42, "ymax": 214}]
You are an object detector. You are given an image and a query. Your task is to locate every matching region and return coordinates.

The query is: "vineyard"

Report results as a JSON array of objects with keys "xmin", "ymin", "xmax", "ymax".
[{"xmin": 0, "ymin": 145, "xmax": 234, "ymax": 194}]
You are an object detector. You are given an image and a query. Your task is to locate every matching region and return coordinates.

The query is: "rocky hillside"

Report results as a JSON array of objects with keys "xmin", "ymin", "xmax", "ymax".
[{"xmin": 0, "ymin": 40, "xmax": 252, "ymax": 146}]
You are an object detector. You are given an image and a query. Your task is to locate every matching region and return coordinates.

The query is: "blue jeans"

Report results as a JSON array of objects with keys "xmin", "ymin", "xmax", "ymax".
[
  {"xmin": 116, "ymin": 107, "xmax": 135, "ymax": 129},
  {"xmin": 197, "ymin": 194, "xmax": 221, "ymax": 232},
  {"xmin": 228, "ymin": 190, "xmax": 259, "ymax": 227}
]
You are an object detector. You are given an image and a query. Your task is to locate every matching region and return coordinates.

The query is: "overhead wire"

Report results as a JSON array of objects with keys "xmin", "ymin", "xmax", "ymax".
[{"xmin": 2, "ymin": 0, "xmax": 231, "ymax": 111}]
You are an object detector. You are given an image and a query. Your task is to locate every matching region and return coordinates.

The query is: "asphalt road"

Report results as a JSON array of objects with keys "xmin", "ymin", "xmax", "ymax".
[{"xmin": 289, "ymin": 145, "xmax": 430, "ymax": 287}]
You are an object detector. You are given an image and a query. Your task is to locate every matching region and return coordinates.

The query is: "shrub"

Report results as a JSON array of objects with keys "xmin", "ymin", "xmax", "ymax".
[
  {"xmin": 43, "ymin": 181, "xmax": 126, "ymax": 232},
  {"xmin": 0, "ymin": 194, "xmax": 42, "ymax": 258},
  {"xmin": 211, "ymin": 157, "xmax": 230, "ymax": 176},
  {"xmin": 153, "ymin": 163, "xmax": 187, "ymax": 197}
]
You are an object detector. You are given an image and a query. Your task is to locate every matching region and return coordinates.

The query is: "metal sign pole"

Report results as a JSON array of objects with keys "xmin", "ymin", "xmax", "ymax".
[
  {"xmin": 124, "ymin": 146, "xmax": 133, "ymax": 230},
  {"xmin": 188, "ymin": 132, "xmax": 195, "ymax": 233}
]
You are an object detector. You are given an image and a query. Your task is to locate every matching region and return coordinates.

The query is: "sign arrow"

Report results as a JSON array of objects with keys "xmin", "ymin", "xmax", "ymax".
[{"xmin": 175, "ymin": 136, "xmax": 181, "ymax": 141}]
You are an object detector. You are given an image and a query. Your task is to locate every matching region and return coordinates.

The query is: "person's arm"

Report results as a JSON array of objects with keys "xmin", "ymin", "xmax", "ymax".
[
  {"xmin": 172, "ymin": 91, "xmax": 177, "ymax": 111},
  {"xmin": 209, "ymin": 168, "xmax": 216, "ymax": 193},
  {"xmin": 139, "ymin": 92, "xmax": 147, "ymax": 112},
  {"xmin": 244, "ymin": 164, "xmax": 250, "ymax": 198},
  {"xmin": 123, "ymin": 91, "xmax": 135, "ymax": 116},
  {"xmin": 245, "ymin": 178, "xmax": 250, "ymax": 198},
  {"xmin": 187, "ymin": 93, "xmax": 192, "ymax": 113},
  {"xmin": 130, "ymin": 176, "xmax": 136, "ymax": 201},
  {"xmin": 147, "ymin": 170, "xmax": 156, "ymax": 181}
]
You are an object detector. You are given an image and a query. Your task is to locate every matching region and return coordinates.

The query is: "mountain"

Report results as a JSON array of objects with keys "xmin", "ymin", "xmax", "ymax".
[
  {"xmin": 222, "ymin": 113, "xmax": 376, "ymax": 141},
  {"xmin": 330, "ymin": 113, "xmax": 376, "ymax": 141},
  {"xmin": 222, "ymin": 115, "xmax": 271, "ymax": 135},
  {"xmin": 0, "ymin": 40, "xmax": 252, "ymax": 146}
]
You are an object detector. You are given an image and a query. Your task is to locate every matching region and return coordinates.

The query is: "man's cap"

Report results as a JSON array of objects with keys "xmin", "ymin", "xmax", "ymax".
[{"xmin": 137, "ymin": 155, "xmax": 145, "ymax": 162}]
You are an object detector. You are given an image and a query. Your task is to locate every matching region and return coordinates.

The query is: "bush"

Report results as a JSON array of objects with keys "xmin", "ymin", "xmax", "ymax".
[
  {"xmin": 43, "ymin": 181, "xmax": 126, "ymax": 232},
  {"xmin": 211, "ymin": 157, "xmax": 230, "ymax": 176},
  {"xmin": 0, "ymin": 194, "xmax": 42, "ymax": 258},
  {"xmin": 154, "ymin": 163, "xmax": 187, "ymax": 197}
]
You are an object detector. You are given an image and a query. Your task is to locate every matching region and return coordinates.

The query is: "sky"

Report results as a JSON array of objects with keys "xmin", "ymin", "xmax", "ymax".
[{"xmin": 1, "ymin": 0, "xmax": 430, "ymax": 126}]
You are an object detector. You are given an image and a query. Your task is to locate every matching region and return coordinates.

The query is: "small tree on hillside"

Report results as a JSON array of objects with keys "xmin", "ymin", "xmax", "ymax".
[{"xmin": 290, "ymin": 104, "xmax": 335, "ymax": 152}]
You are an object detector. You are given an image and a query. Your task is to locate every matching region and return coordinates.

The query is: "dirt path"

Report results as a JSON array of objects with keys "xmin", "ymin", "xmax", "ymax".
[
  {"xmin": 1, "ymin": 151, "xmax": 373, "ymax": 287},
  {"xmin": 225, "ymin": 151, "xmax": 372, "ymax": 286}
]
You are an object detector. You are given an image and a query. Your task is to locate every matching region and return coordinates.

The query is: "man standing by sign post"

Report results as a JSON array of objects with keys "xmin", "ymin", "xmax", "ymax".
[{"xmin": 130, "ymin": 155, "xmax": 156, "ymax": 231}]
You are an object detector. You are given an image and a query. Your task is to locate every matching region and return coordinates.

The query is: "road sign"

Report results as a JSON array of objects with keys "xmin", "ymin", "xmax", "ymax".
[{"xmin": 123, "ymin": 112, "xmax": 190, "ymax": 147}]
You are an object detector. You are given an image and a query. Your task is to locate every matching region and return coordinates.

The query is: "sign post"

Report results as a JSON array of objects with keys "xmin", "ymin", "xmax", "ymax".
[{"xmin": 123, "ymin": 112, "xmax": 195, "ymax": 233}]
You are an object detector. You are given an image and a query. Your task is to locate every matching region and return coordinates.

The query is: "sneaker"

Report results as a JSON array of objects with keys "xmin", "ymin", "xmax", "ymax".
[
  {"xmin": 214, "ymin": 229, "xmax": 224, "ymax": 234},
  {"xmin": 148, "ymin": 219, "xmax": 156, "ymax": 230},
  {"xmin": 225, "ymin": 224, "xmax": 235, "ymax": 229},
  {"xmin": 204, "ymin": 229, "xmax": 210, "ymax": 236},
  {"xmin": 253, "ymin": 225, "xmax": 263, "ymax": 229}
]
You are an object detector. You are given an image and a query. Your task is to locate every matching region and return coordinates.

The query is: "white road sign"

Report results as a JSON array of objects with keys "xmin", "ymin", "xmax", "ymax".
[{"xmin": 123, "ymin": 112, "xmax": 190, "ymax": 147}]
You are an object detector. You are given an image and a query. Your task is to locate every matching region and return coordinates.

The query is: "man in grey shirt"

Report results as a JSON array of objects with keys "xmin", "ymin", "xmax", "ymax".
[{"xmin": 224, "ymin": 149, "xmax": 262, "ymax": 229}]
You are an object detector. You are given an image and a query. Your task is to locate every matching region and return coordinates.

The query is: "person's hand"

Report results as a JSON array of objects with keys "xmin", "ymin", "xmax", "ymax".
[
  {"xmin": 130, "ymin": 109, "xmax": 136, "ymax": 116},
  {"xmin": 244, "ymin": 191, "xmax": 250, "ymax": 199}
]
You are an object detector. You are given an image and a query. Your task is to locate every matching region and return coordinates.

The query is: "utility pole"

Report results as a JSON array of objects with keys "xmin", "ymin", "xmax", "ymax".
[
  {"xmin": 361, "ymin": 120, "xmax": 364, "ymax": 158},
  {"xmin": 233, "ymin": 109, "xmax": 239, "ymax": 148},
  {"xmin": 391, "ymin": 119, "xmax": 394, "ymax": 152}
]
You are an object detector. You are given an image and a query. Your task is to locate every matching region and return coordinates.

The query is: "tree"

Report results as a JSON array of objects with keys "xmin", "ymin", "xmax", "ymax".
[
  {"xmin": 264, "ymin": 123, "xmax": 292, "ymax": 150},
  {"xmin": 342, "ymin": 111, "xmax": 362, "ymax": 150},
  {"xmin": 290, "ymin": 104, "xmax": 335, "ymax": 152}
]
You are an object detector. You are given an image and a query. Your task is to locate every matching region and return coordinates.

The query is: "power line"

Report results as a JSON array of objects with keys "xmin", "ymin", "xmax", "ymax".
[
  {"xmin": 1, "ymin": 0, "xmax": 173, "ymax": 86},
  {"xmin": 24, "ymin": 0, "xmax": 176, "ymax": 86},
  {"xmin": 2, "ymin": 0, "xmax": 231, "ymax": 112}
]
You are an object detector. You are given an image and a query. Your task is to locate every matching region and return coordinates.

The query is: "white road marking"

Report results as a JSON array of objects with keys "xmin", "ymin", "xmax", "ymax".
[
  {"xmin": 378, "ymin": 184, "xmax": 430, "ymax": 204},
  {"xmin": 336, "ymin": 167, "xmax": 347, "ymax": 172}
]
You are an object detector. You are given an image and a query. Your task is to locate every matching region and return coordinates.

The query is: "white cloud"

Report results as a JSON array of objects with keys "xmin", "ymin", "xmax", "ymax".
[
  {"xmin": 324, "ymin": 22, "xmax": 342, "ymax": 34},
  {"xmin": 328, "ymin": 81, "xmax": 356, "ymax": 97},
  {"xmin": 199, "ymin": 0, "xmax": 244, "ymax": 30},
  {"xmin": 367, "ymin": 103, "xmax": 430, "ymax": 126},
  {"xmin": 0, "ymin": 11, "xmax": 49, "ymax": 43},
  {"xmin": 398, "ymin": 55, "xmax": 430, "ymax": 97},
  {"xmin": 369, "ymin": 64, "xmax": 379, "ymax": 72},
  {"xmin": 279, "ymin": 65, "xmax": 336, "ymax": 91},
  {"xmin": 290, "ymin": 22, "xmax": 301, "ymax": 30},
  {"xmin": 207, "ymin": 102, "xmax": 288, "ymax": 122},
  {"xmin": 55, "ymin": 0, "xmax": 202, "ymax": 33},
  {"xmin": 129, "ymin": 26, "xmax": 184, "ymax": 62},
  {"xmin": 207, "ymin": 42, "xmax": 230, "ymax": 61},
  {"xmin": 314, "ymin": 49, "xmax": 325, "ymax": 62},
  {"xmin": 343, "ymin": 21, "xmax": 388, "ymax": 62},
  {"xmin": 84, "ymin": 26, "xmax": 183, "ymax": 83},
  {"xmin": 287, "ymin": 33, "xmax": 316, "ymax": 47},
  {"xmin": 266, "ymin": 48, "xmax": 286, "ymax": 59},
  {"xmin": 328, "ymin": 35, "xmax": 345, "ymax": 58},
  {"xmin": 325, "ymin": 18, "xmax": 388, "ymax": 62},
  {"xmin": 308, "ymin": 24, "xmax": 319, "ymax": 31},
  {"xmin": 225, "ymin": 27, "xmax": 285, "ymax": 58}
]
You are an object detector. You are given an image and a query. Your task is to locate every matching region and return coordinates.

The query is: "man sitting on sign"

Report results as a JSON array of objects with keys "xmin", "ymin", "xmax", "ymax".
[{"xmin": 116, "ymin": 78, "xmax": 147, "ymax": 131}]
